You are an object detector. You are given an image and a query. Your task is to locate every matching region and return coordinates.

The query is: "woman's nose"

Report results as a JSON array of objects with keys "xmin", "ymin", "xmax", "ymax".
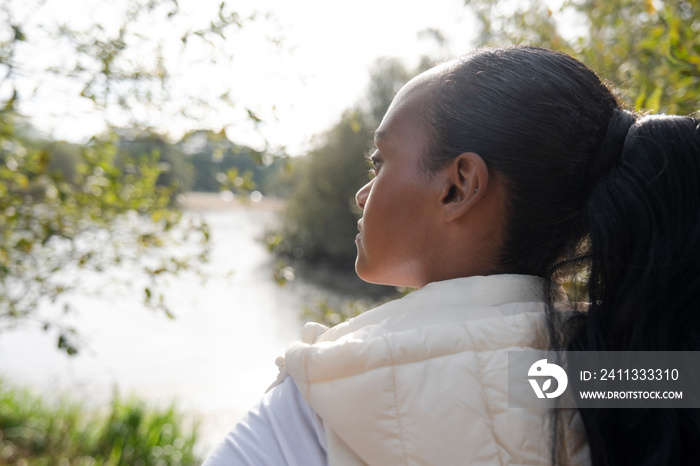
[{"xmin": 355, "ymin": 180, "xmax": 371, "ymax": 210}]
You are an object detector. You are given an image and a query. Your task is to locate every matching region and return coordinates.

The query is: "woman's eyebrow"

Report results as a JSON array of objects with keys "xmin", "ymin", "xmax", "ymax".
[{"xmin": 373, "ymin": 130, "xmax": 389, "ymax": 145}]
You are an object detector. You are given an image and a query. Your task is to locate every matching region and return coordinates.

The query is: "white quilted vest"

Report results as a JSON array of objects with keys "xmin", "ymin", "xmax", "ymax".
[{"xmin": 275, "ymin": 275, "xmax": 589, "ymax": 466}]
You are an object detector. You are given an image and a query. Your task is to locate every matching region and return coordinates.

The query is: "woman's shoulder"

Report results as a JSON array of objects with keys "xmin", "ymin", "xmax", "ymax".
[{"xmin": 285, "ymin": 310, "xmax": 558, "ymax": 465}]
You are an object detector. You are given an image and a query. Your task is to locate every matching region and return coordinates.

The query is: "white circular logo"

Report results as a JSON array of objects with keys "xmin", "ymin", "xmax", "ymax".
[{"xmin": 528, "ymin": 358, "xmax": 568, "ymax": 399}]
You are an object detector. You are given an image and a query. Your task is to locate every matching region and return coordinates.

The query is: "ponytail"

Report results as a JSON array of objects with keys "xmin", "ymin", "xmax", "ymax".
[{"xmin": 568, "ymin": 115, "xmax": 700, "ymax": 465}]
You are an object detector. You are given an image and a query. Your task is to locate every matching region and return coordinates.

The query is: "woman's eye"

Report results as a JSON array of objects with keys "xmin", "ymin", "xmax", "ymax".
[{"xmin": 365, "ymin": 152, "xmax": 381, "ymax": 178}]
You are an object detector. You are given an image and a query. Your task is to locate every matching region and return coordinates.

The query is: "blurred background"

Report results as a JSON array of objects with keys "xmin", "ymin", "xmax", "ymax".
[{"xmin": 0, "ymin": 0, "xmax": 698, "ymax": 464}]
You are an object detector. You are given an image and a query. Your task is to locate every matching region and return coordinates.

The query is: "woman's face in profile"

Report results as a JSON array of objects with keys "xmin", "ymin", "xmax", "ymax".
[{"xmin": 354, "ymin": 74, "xmax": 447, "ymax": 289}]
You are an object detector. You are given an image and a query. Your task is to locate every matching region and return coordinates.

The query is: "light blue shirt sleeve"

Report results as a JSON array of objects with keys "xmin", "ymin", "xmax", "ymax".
[{"xmin": 203, "ymin": 377, "xmax": 327, "ymax": 466}]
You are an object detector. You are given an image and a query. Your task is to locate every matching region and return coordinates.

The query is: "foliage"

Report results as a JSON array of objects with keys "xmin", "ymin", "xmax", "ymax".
[
  {"xmin": 0, "ymin": 380, "xmax": 199, "ymax": 466},
  {"xmin": 1, "ymin": 0, "xmax": 249, "ymax": 129},
  {"xmin": 0, "ymin": 117, "xmax": 211, "ymax": 354},
  {"xmin": 0, "ymin": 0, "xmax": 260, "ymax": 353},
  {"xmin": 467, "ymin": 0, "xmax": 700, "ymax": 115}
]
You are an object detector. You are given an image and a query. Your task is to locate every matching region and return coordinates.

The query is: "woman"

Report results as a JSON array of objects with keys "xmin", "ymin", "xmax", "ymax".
[{"xmin": 205, "ymin": 46, "xmax": 700, "ymax": 465}]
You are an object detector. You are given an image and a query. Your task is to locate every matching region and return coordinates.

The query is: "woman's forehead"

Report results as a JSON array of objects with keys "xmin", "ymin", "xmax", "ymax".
[
  {"xmin": 384, "ymin": 61, "xmax": 453, "ymax": 122},
  {"xmin": 374, "ymin": 62, "xmax": 457, "ymax": 151},
  {"xmin": 401, "ymin": 64, "xmax": 449, "ymax": 97},
  {"xmin": 379, "ymin": 80, "xmax": 436, "ymax": 138}
]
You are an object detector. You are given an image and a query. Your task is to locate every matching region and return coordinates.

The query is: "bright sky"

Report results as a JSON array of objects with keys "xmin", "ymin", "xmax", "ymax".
[{"xmin": 8, "ymin": 0, "xmax": 478, "ymax": 155}]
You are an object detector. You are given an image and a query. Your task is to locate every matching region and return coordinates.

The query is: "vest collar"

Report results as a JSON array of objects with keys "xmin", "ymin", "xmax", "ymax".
[{"xmin": 319, "ymin": 274, "xmax": 546, "ymax": 343}]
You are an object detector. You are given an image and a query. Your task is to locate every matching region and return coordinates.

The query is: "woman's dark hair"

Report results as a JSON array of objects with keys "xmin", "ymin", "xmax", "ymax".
[{"xmin": 428, "ymin": 46, "xmax": 700, "ymax": 465}]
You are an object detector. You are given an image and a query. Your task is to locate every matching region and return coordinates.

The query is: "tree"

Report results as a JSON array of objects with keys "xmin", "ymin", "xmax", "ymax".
[
  {"xmin": 466, "ymin": 0, "xmax": 700, "ymax": 114},
  {"xmin": 0, "ymin": 0, "xmax": 257, "ymax": 354}
]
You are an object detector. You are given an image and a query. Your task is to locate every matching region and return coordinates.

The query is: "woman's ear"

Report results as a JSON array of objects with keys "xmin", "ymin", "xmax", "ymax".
[{"xmin": 439, "ymin": 152, "xmax": 489, "ymax": 222}]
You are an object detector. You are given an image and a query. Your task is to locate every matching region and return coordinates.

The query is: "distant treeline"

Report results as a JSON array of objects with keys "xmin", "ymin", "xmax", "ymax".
[{"xmin": 28, "ymin": 126, "xmax": 293, "ymax": 199}]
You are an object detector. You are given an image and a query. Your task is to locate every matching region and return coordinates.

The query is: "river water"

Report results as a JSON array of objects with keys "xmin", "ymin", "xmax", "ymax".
[{"xmin": 0, "ymin": 202, "xmax": 335, "ymax": 455}]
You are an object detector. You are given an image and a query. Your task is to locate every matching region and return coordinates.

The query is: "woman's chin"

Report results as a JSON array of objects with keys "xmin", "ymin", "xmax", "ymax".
[
  {"xmin": 355, "ymin": 262, "xmax": 411, "ymax": 288},
  {"xmin": 354, "ymin": 260, "xmax": 380, "ymax": 285},
  {"xmin": 354, "ymin": 258, "xmax": 369, "ymax": 282}
]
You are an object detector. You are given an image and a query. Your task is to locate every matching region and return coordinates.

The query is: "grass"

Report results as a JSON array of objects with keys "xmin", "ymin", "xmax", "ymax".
[{"xmin": 0, "ymin": 380, "xmax": 200, "ymax": 466}]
